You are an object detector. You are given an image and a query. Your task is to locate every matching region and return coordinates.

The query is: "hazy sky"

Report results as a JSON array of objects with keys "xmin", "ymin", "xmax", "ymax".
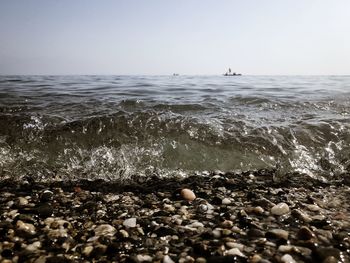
[{"xmin": 0, "ymin": 0, "xmax": 349, "ymax": 75}]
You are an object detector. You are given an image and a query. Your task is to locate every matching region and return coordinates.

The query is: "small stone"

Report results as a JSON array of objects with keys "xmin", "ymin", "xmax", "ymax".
[
  {"xmin": 222, "ymin": 198, "xmax": 231, "ymax": 205},
  {"xmin": 16, "ymin": 220, "xmax": 36, "ymax": 235},
  {"xmin": 1, "ymin": 249, "xmax": 14, "ymax": 258},
  {"xmin": 323, "ymin": 256, "xmax": 340, "ymax": 263},
  {"xmin": 180, "ymin": 188, "xmax": 196, "ymax": 201},
  {"xmin": 36, "ymin": 204, "xmax": 53, "ymax": 218},
  {"xmin": 253, "ymin": 206, "xmax": 264, "ymax": 214},
  {"xmin": 212, "ymin": 229, "xmax": 221, "ymax": 238},
  {"xmin": 222, "ymin": 229, "xmax": 232, "ymax": 236},
  {"xmin": 163, "ymin": 255, "xmax": 176, "ymax": 263},
  {"xmin": 297, "ymin": 226, "xmax": 314, "ymax": 240},
  {"xmin": 266, "ymin": 229, "xmax": 289, "ymax": 240},
  {"xmin": 221, "ymin": 220, "xmax": 233, "ymax": 229},
  {"xmin": 123, "ymin": 218, "xmax": 137, "ymax": 228},
  {"xmin": 94, "ymin": 224, "xmax": 116, "ymax": 236},
  {"xmin": 281, "ymin": 254, "xmax": 296, "ymax": 263},
  {"xmin": 226, "ymin": 248, "xmax": 246, "ymax": 257},
  {"xmin": 26, "ymin": 241, "xmax": 41, "ymax": 252},
  {"xmin": 18, "ymin": 197, "xmax": 29, "ymax": 206},
  {"xmin": 136, "ymin": 254, "xmax": 153, "ymax": 262},
  {"xmin": 278, "ymin": 245, "xmax": 293, "ymax": 253},
  {"xmin": 314, "ymin": 247, "xmax": 343, "ymax": 262},
  {"xmin": 291, "ymin": 209, "xmax": 312, "ymax": 222},
  {"xmin": 34, "ymin": 256, "xmax": 47, "ymax": 263},
  {"xmin": 92, "ymin": 244, "xmax": 107, "ymax": 257},
  {"xmin": 226, "ymin": 242, "xmax": 244, "ymax": 251},
  {"xmin": 164, "ymin": 204, "xmax": 175, "ymax": 212},
  {"xmin": 306, "ymin": 204, "xmax": 321, "ymax": 211},
  {"xmin": 119, "ymin": 229, "xmax": 129, "ymax": 238},
  {"xmin": 83, "ymin": 245, "xmax": 94, "ymax": 257},
  {"xmin": 250, "ymin": 254, "xmax": 262, "ymax": 263},
  {"xmin": 247, "ymin": 228, "xmax": 265, "ymax": 238},
  {"xmin": 47, "ymin": 228, "xmax": 68, "ymax": 240},
  {"xmin": 271, "ymin": 203, "xmax": 289, "ymax": 216},
  {"xmin": 196, "ymin": 257, "xmax": 207, "ymax": 263},
  {"xmin": 188, "ymin": 221, "xmax": 204, "ymax": 228},
  {"xmin": 40, "ymin": 190, "xmax": 54, "ymax": 202}
]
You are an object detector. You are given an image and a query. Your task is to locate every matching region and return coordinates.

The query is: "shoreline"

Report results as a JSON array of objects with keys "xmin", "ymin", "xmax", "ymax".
[{"xmin": 0, "ymin": 171, "xmax": 349, "ymax": 262}]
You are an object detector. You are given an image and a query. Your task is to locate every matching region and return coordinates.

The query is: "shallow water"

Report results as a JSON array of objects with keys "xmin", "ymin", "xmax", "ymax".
[{"xmin": 0, "ymin": 75, "xmax": 350, "ymax": 181}]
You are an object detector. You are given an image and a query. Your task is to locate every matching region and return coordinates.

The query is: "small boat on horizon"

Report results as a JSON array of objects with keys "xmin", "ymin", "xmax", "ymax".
[{"xmin": 223, "ymin": 68, "xmax": 241, "ymax": 76}]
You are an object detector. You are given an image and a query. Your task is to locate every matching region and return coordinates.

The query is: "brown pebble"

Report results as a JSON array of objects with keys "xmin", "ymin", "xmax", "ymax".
[
  {"xmin": 297, "ymin": 226, "xmax": 314, "ymax": 240},
  {"xmin": 180, "ymin": 189, "xmax": 196, "ymax": 201}
]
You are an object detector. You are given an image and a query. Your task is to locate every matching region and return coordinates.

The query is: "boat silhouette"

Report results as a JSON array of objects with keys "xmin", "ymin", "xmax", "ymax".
[{"xmin": 223, "ymin": 68, "xmax": 241, "ymax": 76}]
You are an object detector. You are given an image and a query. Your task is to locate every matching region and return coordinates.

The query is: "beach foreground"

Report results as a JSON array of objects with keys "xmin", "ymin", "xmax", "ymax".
[{"xmin": 0, "ymin": 171, "xmax": 349, "ymax": 263}]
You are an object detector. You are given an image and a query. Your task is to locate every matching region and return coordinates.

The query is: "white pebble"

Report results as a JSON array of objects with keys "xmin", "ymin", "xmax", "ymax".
[
  {"xmin": 222, "ymin": 198, "xmax": 232, "ymax": 205},
  {"xmin": 306, "ymin": 204, "xmax": 321, "ymax": 211},
  {"xmin": 18, "ymin": 197, "xmax": 29, "ymax": 206},
  {"xmin": 123, "ymin": 217, "xmax": 137, "ymax": 228},
  {"xmin": 136, "ymin": 254, "xmax": 153, "ymax": 262},
  {"xmin": 271, "ymin": 202, "xmax": 290, "ymax": 216},
  {"xmin": 281, "ymin": 254, "xmax": 297, "ymax": 263},
  {"xmin": 212, "ymin": 229, "xmax": 221, "ymax": 238},
  {"xmin": 163, "ymin": 255, "xmax": 175, "ymax": 263},
  {"xmin": 226, "ymin": 248, "xmax": 246, "ymax": 257}
]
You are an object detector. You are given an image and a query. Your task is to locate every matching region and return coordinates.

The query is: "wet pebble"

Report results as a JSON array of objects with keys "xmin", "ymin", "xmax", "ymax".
[
  {"xmin": 271, "ymin": 203, "xmax": 289, "ymax": 216},
  {"xmin": 266, "ymin": 229, "xmax": 289, "ymax": 240},
  {"xmin": 297, "ymin": 226, "xmax": 315, "ymax": 240}
]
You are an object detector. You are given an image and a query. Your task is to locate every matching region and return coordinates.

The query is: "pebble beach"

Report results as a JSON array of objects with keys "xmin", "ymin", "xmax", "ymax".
[{"xmin": 1, "ymin": 171, "xmax": 349, "ymax": 263}]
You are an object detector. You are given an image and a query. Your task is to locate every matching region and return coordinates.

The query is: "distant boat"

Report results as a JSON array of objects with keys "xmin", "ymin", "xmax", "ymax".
[
  {"xmin": 223, "ymin": 68, "xmax": 241, "ymax": 76},
  {"xmin": 223, "ymin": 72, "xmax": 241, "ymax": 76}
]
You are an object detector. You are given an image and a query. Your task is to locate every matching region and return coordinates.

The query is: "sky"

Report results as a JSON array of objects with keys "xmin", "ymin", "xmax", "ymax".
[{"xmin": 0, "ymin": 0, "xmax": 349, "ymax": 75}]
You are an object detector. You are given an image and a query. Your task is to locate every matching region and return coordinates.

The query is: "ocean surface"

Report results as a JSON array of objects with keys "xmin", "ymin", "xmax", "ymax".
[{"xmin": 0, "ymin": 75, "xmax": 350, "ymax": 182}]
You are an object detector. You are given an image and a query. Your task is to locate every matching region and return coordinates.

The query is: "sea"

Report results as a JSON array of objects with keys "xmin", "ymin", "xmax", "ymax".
[{"xmin": 0, "ymin": 75, "xmax": 349, "ymax": 183}]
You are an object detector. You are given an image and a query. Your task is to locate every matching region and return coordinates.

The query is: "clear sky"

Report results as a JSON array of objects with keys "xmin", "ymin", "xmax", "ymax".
[{"xmin": 0, "ymin": 0, "xmax": 349, "ymax": 75}]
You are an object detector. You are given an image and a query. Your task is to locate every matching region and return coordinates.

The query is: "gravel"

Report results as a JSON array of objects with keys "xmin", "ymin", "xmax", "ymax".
[{"xmin": 0, "ymin": 170, "xmax": 349, "ymax": 262}]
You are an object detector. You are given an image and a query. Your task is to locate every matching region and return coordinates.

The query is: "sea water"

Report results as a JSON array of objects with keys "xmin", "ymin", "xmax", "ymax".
[{"xmin": 0, "ymin": 75, "xmax": 349, "ymax": 182}]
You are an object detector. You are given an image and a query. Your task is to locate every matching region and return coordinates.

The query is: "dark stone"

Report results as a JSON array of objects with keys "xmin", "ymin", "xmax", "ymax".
[
  {"xmin": 46, "ymin": 256, "xmax": 73, "ymax": 263},
  {"xmin": 310, "ymin": 218, "xmax": 331, "ymax": 228},
  {"xmin": 80, "ymin": 201, "xmax": 96, "ymax": 212},
  {"xmin": 333, "ymin": 231, "xmax": 349, "ymax": 241},
  {"xmin": 211, "ymin": 196, "xmax": 223, "ymax": 205},
  {"xmin": 297, "ymin": 226, "xmax": 314, "ymax": 240},
  {"xmin": 16, "ymin": 214, "xmax": 36, "ymax": 223},
  {"xmin": 106, "ymin": 242, "xmax": 123, "ymax": 255},
  {"xmin": 40, "ymin": 190, "xmax": 54, "ymax": 202},
  {"xmin": 36, "ymin": 204, "xmax": 53, "ymax": 218},
  {"xmin": 247, "ymin": 229, "xmax": 265, "ymax": 238},
  {"xmin": 207, "ymin": 255, "xmax": 244, "ymax": 263},
  {"xmin": 1, "ymin": 248, "xmax": 14, "ymax": 258},
  {"xmin": 90, "ymin": 245, "xmax": 107, "ymax": 258},
  {"xmin": 154, "ymin": 226, "xmax": 177, "ymax": 236},
  {"xmin": 193, "ymin": 242, "xmax": 211, "ymax": 257},
  {"xmin": 152, "ymin": 210, "xmax": 170, "ymax": 217},
  {"xmin": 313, "ymin": 247, "xmax": 343, "ymax": 262}
]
